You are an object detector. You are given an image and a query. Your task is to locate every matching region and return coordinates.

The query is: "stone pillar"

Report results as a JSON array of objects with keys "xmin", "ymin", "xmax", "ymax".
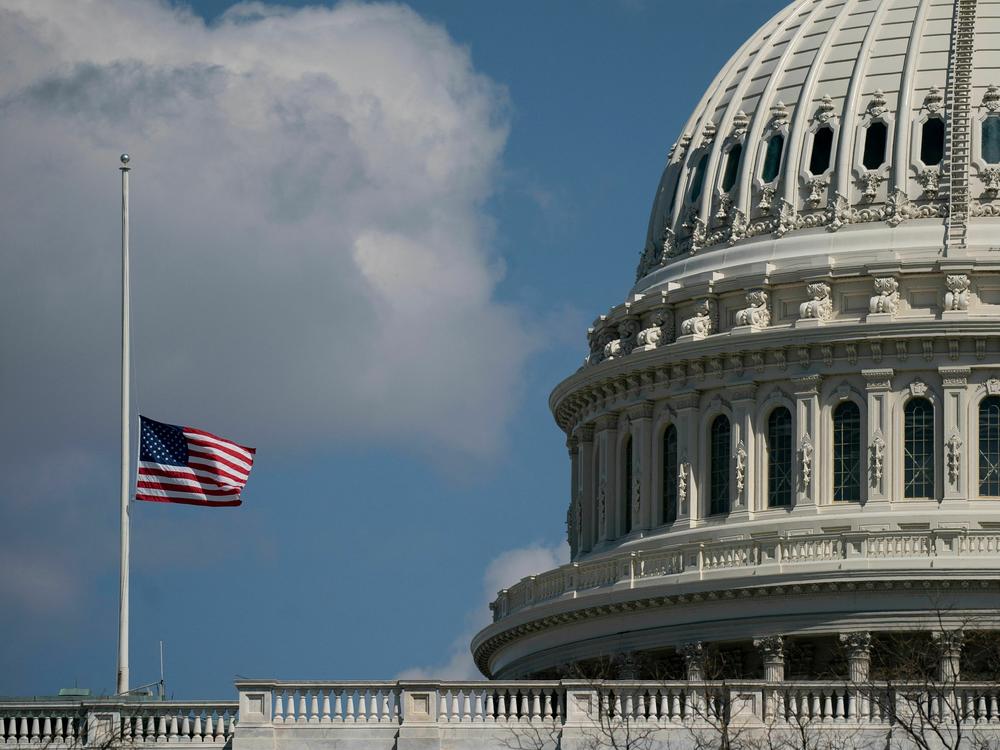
[
  {"xmin": 792, "ymin": 375, "xmax": 821, "ymax": 508},
  {"xmin": 934, "ymin": 630, "xmax": 964, "ymax": 683},
  {"xmin": 680, "ymin": 641, "xmax": 706, "ymax": 681},
  {"xmin": 730, "ymin": 385, "xmax": 757, "ymax": 518},
  {"xmin": 755, "ymin": 636, "xmax": 785, "ymax": 720},
  {"xmin": 594, "ymin": 413, "xmax": 619, "ymax": 543},
  {"xmin": 567, "ymin": 436, "xmax": 580, "ymax": 559},
  {"xmin": 862, "ymin": 368, "xmax": 894, "ymax": 505},
  {"xmin": 627, "ymin": 402, "xmax": 654, "ymax": 531},
  {"xmin": 576, "ymin": 425, "xmax": 595, "ymax": 553},
  {"xmin": 673, "ymin": 392, "xmax": 701, "ymax": 525},
  {"xmin": 840, "ymin": 632, "xmax": 872, "ymax": 720},
  {"xmin": 940, "ymin": 367, "xmax": 971, "ymax": 502}
]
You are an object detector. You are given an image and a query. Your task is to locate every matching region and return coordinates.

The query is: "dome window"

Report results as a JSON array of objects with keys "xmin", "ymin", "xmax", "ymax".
[
  {"xmin": 767, "ymin": 407, "xmax": 793, "ymax": 507},
  {"xmin": 833, "ymin": 401, "xmax": 862, "ymax": 502},
  {"xmin": 721, "ymin": 144, "xmax": 742, "ymax": 192},
  {"xmin": 983, "ymin": 117, "xmax": 1000, "ymax": 164},
  {"xmin": 808, "ymin": 126, "xmax": 834, "ymax": 175},
  {"xmin": 862, "ymin": 121, "xmax": 888, "ymax": 170},
  {"xmin": 761, "ymin": 134, "xmax": 784, "ymax": 183},
  {"xmin": 709, "ymin": 415, "xmax": 731, "ymax": 515},
  {"xmin": 979, "ymin": 396, "xmax": 1000, "ymax": 496},
  {"xmin": 662, "ymin": 425, "xmax": 678, "ymax": 524},
  {"xmin": 623, "ymin": 435, "xmax": 633, "ymax": 533},
  {"xmin": 920, "ymin": 119, "xmax": 944, "ymax": 166},
  {"xmin": 904, "ymin": 398, "xmax": 934, "ymax": 499},
  {"xmin": 689, "ymin": 153, "xmax": 709, "ymax": 202}
]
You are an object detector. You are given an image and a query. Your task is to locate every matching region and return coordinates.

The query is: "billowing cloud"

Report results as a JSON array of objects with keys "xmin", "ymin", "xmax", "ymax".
[
  {"xmin": 397, "ymin": 541, "xmax": 568, "ymax": 680},
  {"xmin": 0, "ymin": 0, "xmax": 532, "ymax": 621}
]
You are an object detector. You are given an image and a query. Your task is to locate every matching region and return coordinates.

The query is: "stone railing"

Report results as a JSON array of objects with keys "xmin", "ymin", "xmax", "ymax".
[
  {"xmin": 0, "ymin": 699, "xmax": 237, "ymax": 746},
  {"xmin": 232, "ymin": 680, "xmax": 1000, "ymax": 750},
  {"xmin": 490, "ymin": 529, "xmax": 1000, "ymax": 621}
]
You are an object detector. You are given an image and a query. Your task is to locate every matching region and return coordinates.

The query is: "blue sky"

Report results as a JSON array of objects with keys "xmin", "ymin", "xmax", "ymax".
[{"xmin": 0, "ymin": 0, "xmax": 785, "ymax": 698}]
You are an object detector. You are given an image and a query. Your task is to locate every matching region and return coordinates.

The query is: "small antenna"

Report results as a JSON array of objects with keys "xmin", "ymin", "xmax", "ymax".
[{"xmin": 159, "ymin": 641, "xmax": 165, "ymax": 700}]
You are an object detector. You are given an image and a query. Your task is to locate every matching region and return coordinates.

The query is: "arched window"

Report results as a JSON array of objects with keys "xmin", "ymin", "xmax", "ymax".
[
  {"xmin": 662, "ymin": 425, "xmax": 678, "ymax": 524},
  {"xmin": 709, "ymin": 415, "xmax": 731, "ymax": 515},
  {"xmin": 689, "ymin": 153, "xmax": 709, "ymax": 202},
  {"xmin": 833, "ymin": 401, "xmax": 862, "ymax": 502},
  {"xmin": 767, "ymin": 407, "xmax": 793, "ymax": 507},
  {"xmin": 762, "ymin": 134, "xmax": 784, "ymax": 182},
  {"xmin": 920, "ymin": 119, "xmax": 945, "ymax": 166},
  {"xmin": 904, "ymin": 398, "xmax": 934, "ymax": 499},
  {"xmin": 808, "ymin": 126, "xmax": 834, "ymax": 175},
  {"xmin": 979, "ymin": 396, "xmax": 1000, "ymax": 496},
  {"xmin": 983, "ymin": 118, "xmax": 1000, "ymax": 165},
  {"xmin": 721, "ymin": 144, "xmax": 742, "ymax": 192},
  {"xmin": 862, "ymin": 122, "xmax": 888, "ymax": 170}
]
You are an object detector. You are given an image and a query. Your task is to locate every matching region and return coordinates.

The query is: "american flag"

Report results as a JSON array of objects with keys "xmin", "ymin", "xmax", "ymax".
[{"xmin": 136, "ymin": 416, "xmax": 255, "ymax": 507}]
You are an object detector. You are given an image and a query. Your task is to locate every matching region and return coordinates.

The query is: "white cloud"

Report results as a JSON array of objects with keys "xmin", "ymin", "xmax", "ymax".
[
  {"xmin": 0, "ymin": 0, "xmax": 532, "ymax": 465},
  {"xmin": 397, "ymin": 541, "xmax": 568, "ymax": 680}
]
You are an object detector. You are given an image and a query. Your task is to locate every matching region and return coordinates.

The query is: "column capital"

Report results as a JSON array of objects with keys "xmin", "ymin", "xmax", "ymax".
[
  {"xmin": 791, "ymin": 374, "xmax": 823, "ymax": 395},
  {"xmin": 932, "ymin": 629, "xmax": 965, "ymax": 656},
  {"xmin": 594, "ymin": 412, "xmax": 619, "ymax": 432},
  {"xmin": 575, "ymin": 424, "xmax": 595, "ymax": 443},
  {"xmin": 753, "ymin": 635, "xmax": 785, "ymax": 661},
  {"xmin": 625, "ymin": 401, "xmax": 655, "ymax": 421},
  {"xmin": 939, "ymin": 366, "xmax": 972, "ymax": 388},
  {"xmin": 566, "ymin": 435, "xmax": 578, "ymax": 455},
  {"xmin": 838, "ymin": 631, "xmax": 872, "ymax": 657},
  {"xmin": 861, "ymin": 368, "xmax": 894, "ymax": 391}
]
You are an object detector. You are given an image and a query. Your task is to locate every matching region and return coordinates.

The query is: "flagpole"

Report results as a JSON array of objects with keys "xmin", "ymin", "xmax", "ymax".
[{"xmin": 117, "ymin": 153, "xmax": 131, "ymax": 695}]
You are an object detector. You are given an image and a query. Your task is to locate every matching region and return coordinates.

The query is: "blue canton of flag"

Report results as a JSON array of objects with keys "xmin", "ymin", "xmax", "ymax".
[{"xmin": 136, "ymin": 416, "xmax": 255, "ymax": 507}]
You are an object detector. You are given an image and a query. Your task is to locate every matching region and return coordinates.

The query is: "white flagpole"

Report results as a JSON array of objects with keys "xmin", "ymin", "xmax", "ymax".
[{"xmin": 117, "ymin": 153, "xmax": 132, "ymax": 695}]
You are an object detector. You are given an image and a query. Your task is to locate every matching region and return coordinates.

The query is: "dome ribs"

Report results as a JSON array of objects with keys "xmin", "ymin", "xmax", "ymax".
[{"xmin": 944, "ymin": 0, "xmax": 976, "ymax": 255}]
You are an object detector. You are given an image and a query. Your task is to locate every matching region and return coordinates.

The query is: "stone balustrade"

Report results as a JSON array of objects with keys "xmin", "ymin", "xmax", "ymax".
[
  {"xmin": 0, "ymin": 699, "xmax": 237, "ymax": 746},
  {"xmin": 490, "ymin": 528, "xmax": 1000, "ymax": 622}
]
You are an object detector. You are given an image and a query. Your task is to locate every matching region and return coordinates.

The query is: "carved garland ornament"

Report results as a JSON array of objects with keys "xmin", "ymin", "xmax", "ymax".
[
  {"xmin": 869, "ymin": 276, "xmax": 900, "ymax": 316},
  {"xmin": 947, "ymin": 433, "xmax": 963, "ymax": 486},
  {"xmin": 800, "ymin": 433, "xmax": 813, "ymax": 492},
  {"xmin": 736, "ymin": 440, "xmax": 747, "ymax": 500},
  {"xmin": 870, "ymin": 434, "xmax": 886, "ymax": 488}
]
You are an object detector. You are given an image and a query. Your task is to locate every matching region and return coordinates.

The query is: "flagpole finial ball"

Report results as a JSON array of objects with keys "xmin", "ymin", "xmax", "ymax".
[{"xmin": 120, "ymin": 153, "xmax": 130, "ymax": 165}]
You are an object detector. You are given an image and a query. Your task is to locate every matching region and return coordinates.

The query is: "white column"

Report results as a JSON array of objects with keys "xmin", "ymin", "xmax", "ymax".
[
  {"xmin": 792, "ymin": 375, "xmax": 821, "ymax": 509},
  {"xmin": 627, "ymin": 402, "xmax": 654, "ymax": 532},
  {"xmin": 940, "ymin": 367, "xmax": 971, "ymax": 502},
  {"xmin": 862, "ymin": 368, "xmax": 894, "ymax": 506},
  {"xmin": 730, "ymin": 385, "xmax": 757, "ymax": 519},
  {"xmin": 673, "ymin": 392, "xmax": 701, "ymax": 525},
  {"xmin": 755, "ymin": 636, "xmax": 785, "ymax": 720},
  {"xmin": 934, "ymin": 630, "xmax": 964, "ymax": 683},
  {"xmin": 575, "ymin": 425, "xmax": 595, "ymax": 553},
  {"xmin": 567, "ymin": 435, "xmax": 580, "ymax": 559},
  {"xmin": 594, "ymin": 413, "xmax": 619, "ymax": 543}
]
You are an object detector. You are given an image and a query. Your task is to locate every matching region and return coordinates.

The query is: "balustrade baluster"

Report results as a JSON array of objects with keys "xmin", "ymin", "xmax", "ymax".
[
  {"xmin": 167, "ymin": 714, "xmax": 177, "ymax": 740},
  {"xmin": 273, "ymin": 692, "xmax": 285, "ymax": 724},
  {"xmin": 321, "ymin": 690, "xmax": 331, "ymax": 722},
  {"xmin": 156, "ymin": 713, "xmax": 166, "ymax": 739},
  {"xmin": 461, "ymin": 690, "xmax": 472, "ymax": 722},
  {"xmin": 835, "ymin": 692, "xmax": 845, "ymax": 721},
  {"xmin": 990, "ymin": 694, "xmax": 999, "ymax": 723},
  {"xmin": 485, "ymin": 691, "xmax": 496, "ymax": 723},
  {"xmin": 822, "ymin": 692, "xmax": 833, "ymax": 722},
  {"xmin": 193, "ymin": 712, "xmax": 203, "ymax": 742},
  {"xmin": 345, "ymin": 691, "xmax": 356, "ymax": 723},
  {"xmin": 472, "ymin": 690, "xmax": 484, "ymax": 723},
  {"xmin": 181, "ymin": 714, "xmax": 191, "ymax": 739},
  {"xmin": 519, "ymin": 691, "xmax": 529, "ymax": 723},
  {"xmin": 30, "ymin": 717, "xmax": 40, "ymax": 742},
  {"xmin": 613, "ymin": 691, "xmax": 623, "ymax": 720},
  {"xmin": 542, "ymin": 691, "xmax": 552, "ymax": 720},
  {"xmin": 530, "ymin": 690, "xmax": 540, "ymax": 722},
  {"xmin": 309, "ymin": 690, "xmax": 319, "ymax": 723},
  {"xmin": 41, "ymin": 717, "xmax": 51, "ymax": 742},
  {"xmin": 213, "ymin": 713, "xmax": 224, "ymax": 739},
  {"xmin": 333, "ymin": 690, "xmax": 343, "ymax": 722},
  {"xmin": 369, "ymin": 690, "xmax": 380, "ymax": 723},
  {"xmin": 978, "ymin": 695, "xmax": 987, "ymax": 723},
  {"xmin": 497, "ymin": 690, "xmax": 507, "ymax": 722},
  {"xmin": 553, "ymin": 691, "xmax": 563, "ymax": 721},
  {"xmin": 437, "ymin": 690, "xmax": 449, "ymax": 723},
  {"xmin": 358, "ymin": 690, "xmax": 370, "ymax": 724},
  {"xmin": 297, "ymin": 690, "xmax": 307, "ymax": 724},
  {"xmin": 54, "ymin": 717, "xmax": 65, "ymax": 742}
]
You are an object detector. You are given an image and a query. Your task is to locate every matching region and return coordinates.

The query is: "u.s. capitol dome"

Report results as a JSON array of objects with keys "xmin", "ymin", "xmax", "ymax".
[{"xmin": 473, "ymin": 0, "xmax": 1000, "ymax": 680}]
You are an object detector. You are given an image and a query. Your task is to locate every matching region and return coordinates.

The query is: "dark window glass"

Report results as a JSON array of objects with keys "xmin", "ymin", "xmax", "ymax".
[
  {"xmin": 980, "ymin": 397, "xmax": 1000, "ymax": 496},
  {"xmin": 920, "ymin": 119, "xmax": 945, "ymax": 165},
  {"xmin": 689, "ymin": 153, "xmax": 709, "ymax": 202},
  {"xmin": 862, "ymin": 121, "xmax": 888, "ymax": 170},
  {"xmin": 984, "ymin": 118, "xmax": 1000, "ymax": 165},
  {"xmin": 721, "ymin": 144, "xmax": 742, "ymax": 192},
  {"xmin": 710, "ymin": 415, "xmax": 731, "ymax": 515},
  {"xmin": 767, "ymin": 408, "xmax": 794, "ymax": 507},
  {"xmin": 663, "ymin": 425, "xmax": 678, "ymax": 524},
  {"xmin": 623, "ymin": 435, "xmax": 633, "ymax": 533},
  {"xmin": 666, "ymin": 165, "xmax": 684, "ymax": 215},
  {"xmin": 808, "ymin": 126, "xmax": 834, "ymax": 175},
  {"xmin": 904, "ymin": 398, "xmax": 935, "ymax": 499},
  {"xmin": 762, "ymin": 134, "xmax": 784, "ymax": 182},
  {"xmin": 833, "ymin": 402, "xmax": 862, "ymax": 502}
]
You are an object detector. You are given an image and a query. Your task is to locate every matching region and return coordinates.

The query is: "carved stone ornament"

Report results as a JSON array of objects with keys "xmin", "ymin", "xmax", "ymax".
[
  {"xmin": 825, "ymin": 192, "xmax": 851, "ymax": 232},
  {"xmin": 598, "ymin": 480, "xmax": 607, "ymax": 527},
  {"xmin": 800, "ymin": 433, "xmax": 813, "ymax": 492},
  {"xmin": 866, "ymin": 89, "xmax": 888, "ymax": 118},
  {"xmin": 661, "ymin": 226, "xmax": 677, "ymax": 261},
  {"xmin": 680, "ymin": 299, "xmax": 715, "ymax": 337},
  {"xmin": 924, "ymin": 87, "xmax": 943, "ymax": 113},
  {"xmin": 947, "ymin": 433, "xmax": 963, "ymax": 486},
  {"xmin": 886, "ymin": 188, "xmax": 910, "ymax": 227},
  {"xmin": 770, "ymin": 101, "xmax": 789, "ymax": 129},
  {"xmin": 909, "ymin": 379, "xmax": 928, "ymax": 398},
  {"xmin": 753, "ymin": 635, "xmax": 785, "ymax": 660},
  {"xmin": 714, "ymin": 191, "xmax": 733, "ymax": 221},
  {"xmin": 736, "ymin": 440, "xmax": 747, "ymax": 500},
  {"xmin": 758, "ymin": 185, "xmax": 776, "ymax": 212},
  {"xmin": 814, "ymin": 94, "xmax": 836, "ymax": 123},
  {"xmin": 731, "ymin": 110, "xmax": 750, "ymax": 139},
  {"xmin": 945, "ymin": 274, "xmax": 971, "ymax": 311},
  {"xmin": 604, "ymin": 317, "xmax": 640, "ymax": 360},
  {"xmin": 981, "ymin": 166, "xmax": 1000, "ymax": 200},
  {"xmin": 987, "ymin": 378, "xmax": 1000, "ymax": 396},
  {"xmin": 807, "ymin": 177, "xmax": 828, "ymax": 208},
  {"xmin": 846, "ymin": 342, "xmax": 858, "ymax": 364},
  {"xmin": 917, "ymin": 168, "xmax": 940, "ymax": 199},
  {"xmin": 668, "ymin": 132, "xmax": 692, "ymax": 161},
  {"xmin": 869, "ymin": 276, "xmax": 900, "ymax": 315},
  {"xmin": 839, "ymin": 632, "xmax": 872, "ymax": 657},
  {"xmin": 729, "ymin": 209, "xmax": 747, "ymax": 245},
  {"xmin": 870, "ymin": 434, "xmax": 886, "ymax": 488},
  {"xmin": 678, "ymin": 461, "xmax": 689, "ymax": 512},
  {"xmin": 636, "ymin": 308, "xmax": 675, "ymax": 350},
  {"xmin": 858, "ymin": 171, "xmax": 884, "ymax": 202},
  {"xmin": 983, "ymin": 84, "xmax": 1000, "ymax": 112},
  {"xmin": 586, "ymin": 325, "xmax": 615, "ymax": 366},
  {"xmin": 736, "ymin": 289, "xmax": 771, "ymax": 328},
  {"xmin": 701, "ymin": 120, "xmax": 717, "ymax": 146},
  {"xmin": 799, "ymin": 282, "xmax": 833, "ymax": 321}
]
